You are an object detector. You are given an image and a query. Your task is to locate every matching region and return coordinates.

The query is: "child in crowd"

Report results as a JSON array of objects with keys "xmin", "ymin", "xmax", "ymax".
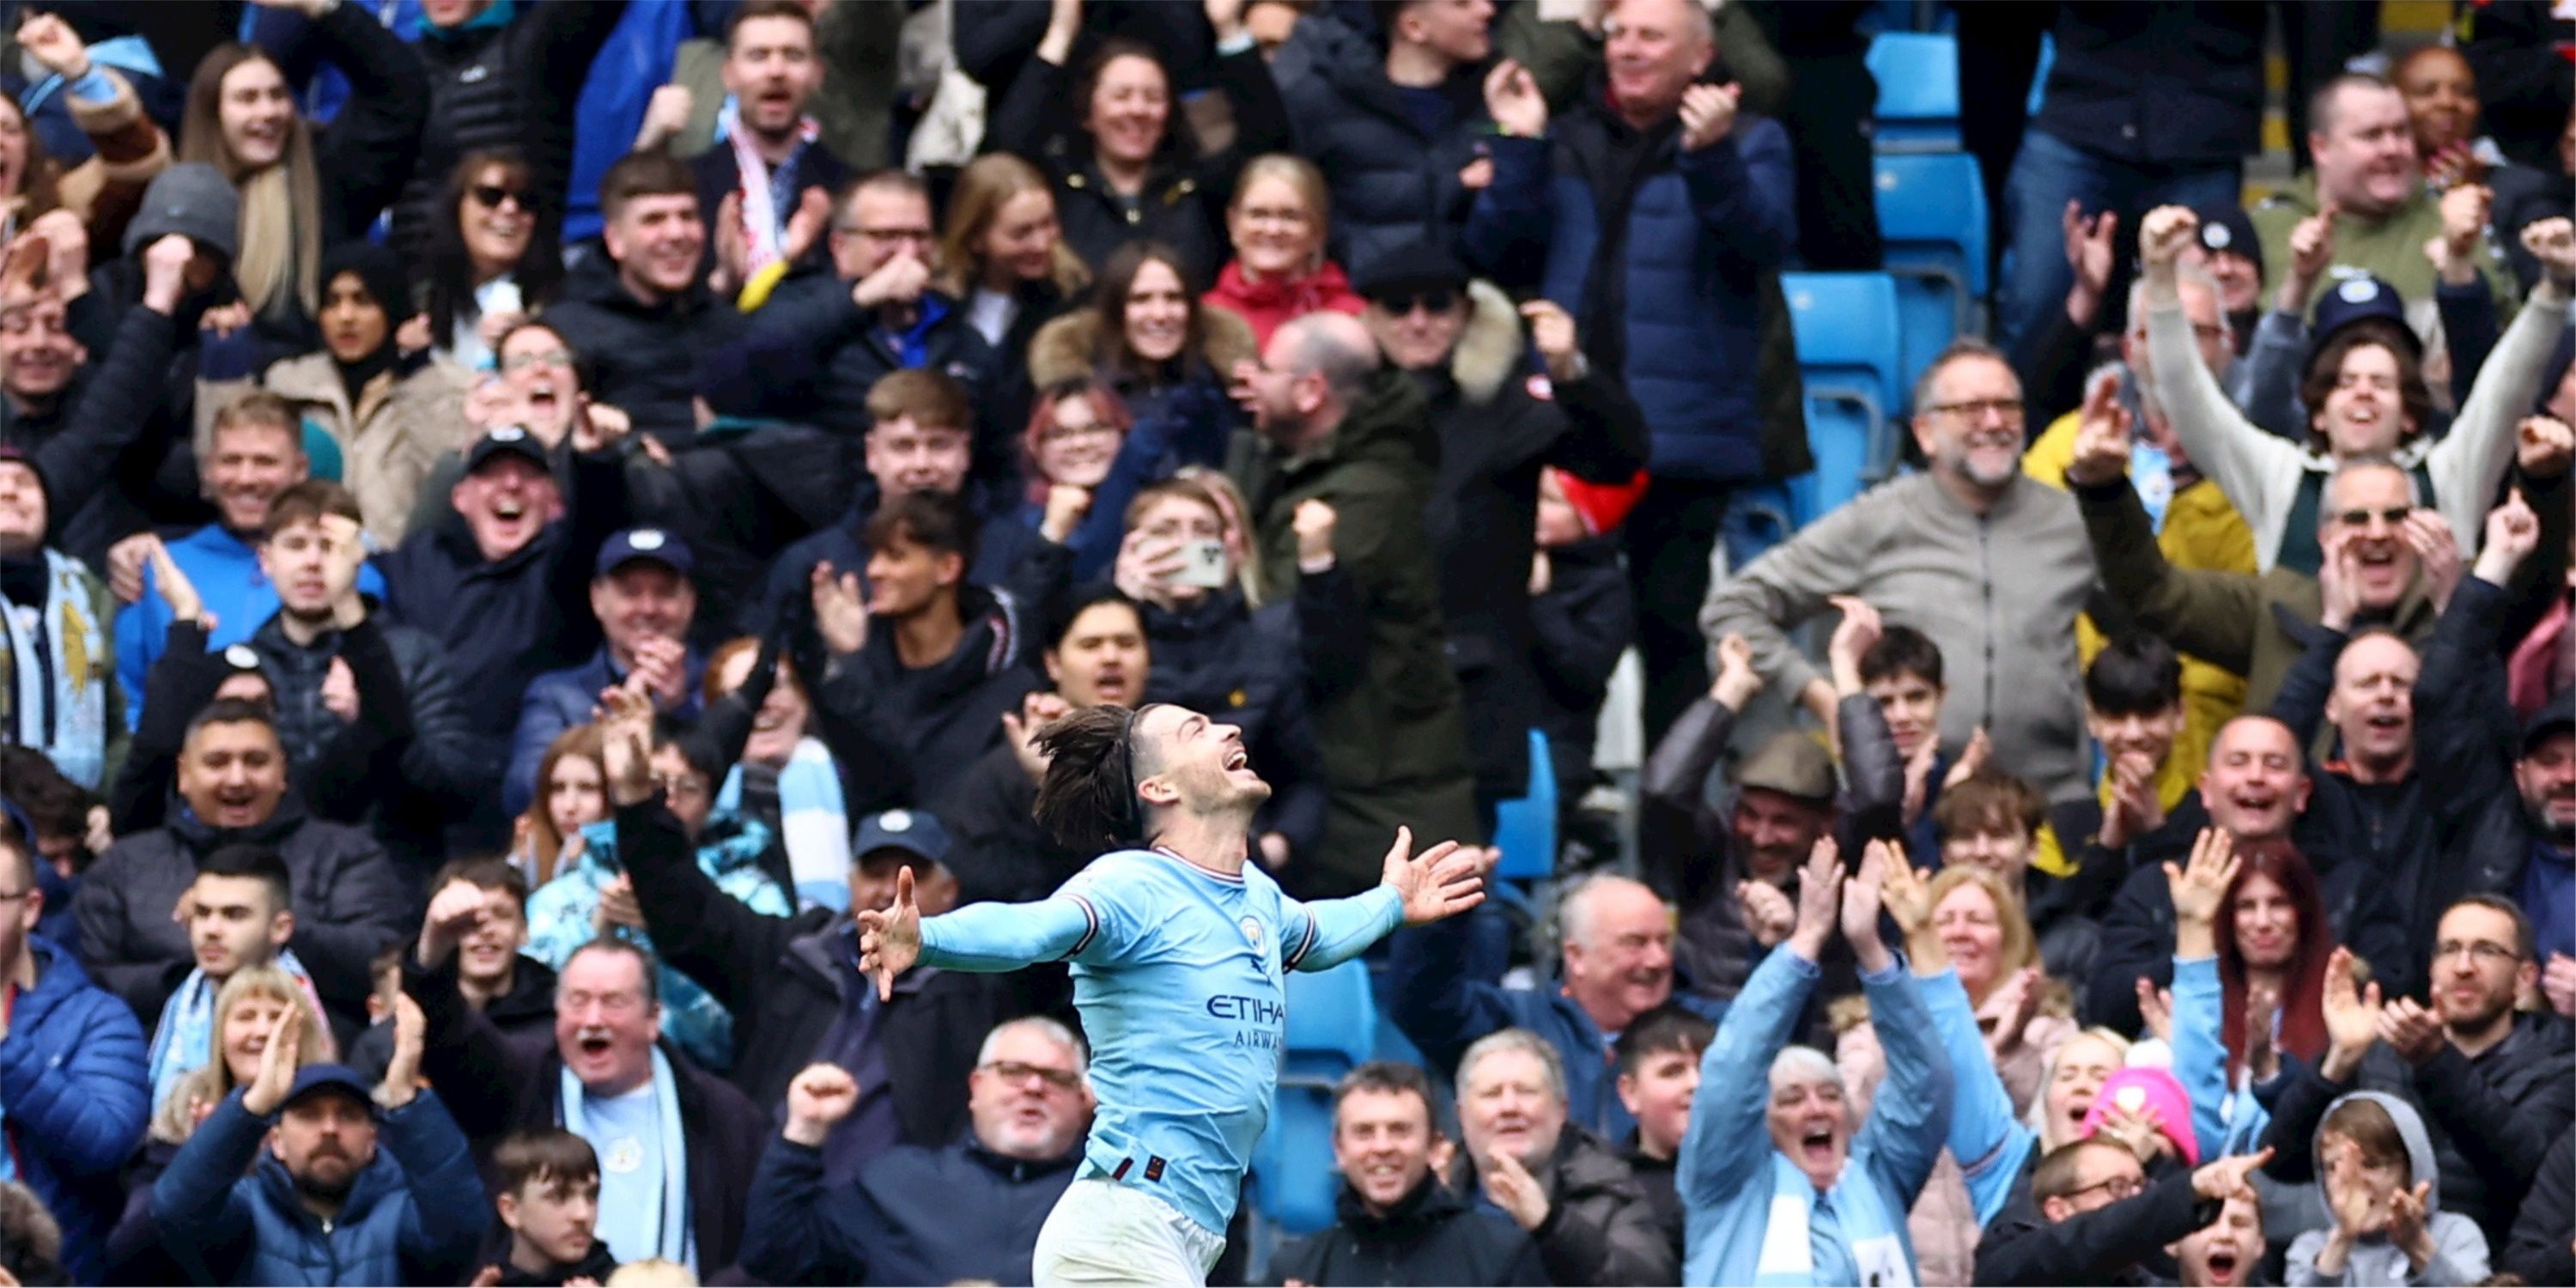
[{"xmin": 476, "ymin": 1129, "xmax": 617, "ymax": 1288}]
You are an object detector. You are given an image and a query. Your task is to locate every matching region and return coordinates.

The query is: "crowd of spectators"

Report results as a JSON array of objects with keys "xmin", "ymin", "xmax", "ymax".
[{"xmin": 0, "ymin": 0, "xmax": 2562, "ymax": 1284}]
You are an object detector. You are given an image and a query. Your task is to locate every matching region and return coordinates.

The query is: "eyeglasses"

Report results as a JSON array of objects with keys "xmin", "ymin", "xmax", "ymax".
[
  {"xmin": 656, "ymin": 774, "xmax": 711, "ymax": 801},
  {"xmin": 2433, "ymin": 939, "xmax": 2520, "ymax": 966},
  {"xmin": 2065, "ymin": 1173, "xmax": 2145, "ymax": 1203},
  {"xmin": 501, "ymin": 349, "xmax": 574, "ymax": 372},
  {"xmin": 1370, "ymin": 288, "xmax": 1458, "ymax": 317},
  {"xmin": 469, "ymin": 185, "xmax": 532, "ymax": 210},
  {"xmin": 1925, "ymin": 398, "xmax": 2026, "ymax": 422},
  {"xmin": 2330, "ymin": 506, "xmax": 2414, "ymax": 528},
  {"xmin": 980, "ymin": 1060, "xmax": 1082, "ymax": 1091}
]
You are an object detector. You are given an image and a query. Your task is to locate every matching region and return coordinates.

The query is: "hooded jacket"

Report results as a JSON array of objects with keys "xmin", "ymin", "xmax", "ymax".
[
  {"xmin": 0, "ymin": 938, "xmax": 149, "ymax": 1285},
  {"xmin": 259, "ymin": 348, "xmax": 471, "ymax": 548},
  {"xmin": 73, "ymin": 797, "xmax": 408, "ymax": 1031},
  {"xmin": 1227, "ymin": 368, "xmax": 1482, "ymax": 891},
  {"xmin": 1269, "ymin": 1173, "xmax": 1548, "ymax": 1286},
  {"xmin": 1267, "ymin": 9, "xmax": 1549, "ymax": 276},
  {"xmin": 1419, "ymin": 280, "xmax": 1648, "ymax": 804},
  {"xmin": 818, "ymin": 582, "xmax": 1040, "ymax": 821},
  {"xmin": 2284, "ymin": 1091, "xmax": 2492, "ymax": 1286},
  {"xmin": 1026, "ymin": 301, "xmax": 1258, "ymax": 455},
  {"xmin": 153, "ymin": 1086, "xmax": 485, "ymax": 1288}
]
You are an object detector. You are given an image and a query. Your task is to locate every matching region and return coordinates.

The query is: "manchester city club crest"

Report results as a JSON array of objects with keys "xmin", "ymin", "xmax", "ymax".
[{"xmin": 1239, "ymin": 916, "xmax": 1262, "ymax": 947}]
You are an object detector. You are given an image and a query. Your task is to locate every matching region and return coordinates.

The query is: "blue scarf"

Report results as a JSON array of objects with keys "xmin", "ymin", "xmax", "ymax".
[
  {"xmin": 144, "ymin": 951, "xmax": 318, "ymax": 1117},
  {"xmin": 0, "ymin": 551, "xmax": 111, "ymax": 789},
  {"xmin": 717, "ymin": 738, "xmax": 848, "ymax": 911},
  {"xmin": 559, "ymin": 1046, "xmax": 690, "ymax": 1267},
  {"xmin": 1751, "ymin": 1152, "xmax": 1915, "ymax": 1287}
]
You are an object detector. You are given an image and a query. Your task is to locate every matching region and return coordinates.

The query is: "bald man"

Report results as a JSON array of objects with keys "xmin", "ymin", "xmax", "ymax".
[
  {"xmin": 1388, "ymin": 873, "xmax": 1727, "ymax": 1139},
  {"xmin": 1226, "ymin": 315, "xmax": 1483, "ymax": 896}
]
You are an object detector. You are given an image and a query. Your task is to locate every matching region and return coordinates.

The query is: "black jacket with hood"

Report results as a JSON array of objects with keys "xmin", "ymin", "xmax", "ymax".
[{"xmin": 1268, "ymin": 1173, "xmax": 1548, "ymax": 1286}]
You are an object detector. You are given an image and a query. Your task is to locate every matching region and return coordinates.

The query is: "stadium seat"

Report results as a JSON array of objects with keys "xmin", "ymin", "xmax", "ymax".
[
  {"xmin": 1865, "ymin": 33, "xmax": 1959, "ymax": 152},
  {"xmin": 1491, "ymin": 730, "xmax": 1558, "ymax": 884},
  {"xmin": 1874, "ymin": 152, "xmax": 1990, "ymax": 406},
  {"xmin": 1249, "ymin": 961, "xmax": 1378, "ymax": 1237},
  {"xmin": 1777, "ymin": 272, "xmax": 1905, "ymax": 523}
]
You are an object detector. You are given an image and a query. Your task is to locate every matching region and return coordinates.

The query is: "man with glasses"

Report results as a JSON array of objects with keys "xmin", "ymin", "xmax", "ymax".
[
  {"xmin": 712, "ymin": 168, "xmax": 1004, "ymax": 450},
  {"xmin": 2252, "ymin": 894, "xmax": 2575, "ymax": 1249},
  {"xmin": 1974, "ymin": 1136, "xmax": 2274, "ymax": 1285},
  {"xmin": 742, "ymin": 1017, "xmax": 1091, "ymax": 1285},
  {"xmin": 1703, "ymin": 339, "xmax": 2098, "ymax": 805}
]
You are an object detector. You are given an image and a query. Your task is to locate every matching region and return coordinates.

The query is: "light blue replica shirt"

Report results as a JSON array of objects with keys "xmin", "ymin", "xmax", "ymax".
[
  {"xmin": 917, "ymin": 847, "xmax": 1404, "ymax": 1236},
  {"xmin": 584, "ymin": 1084, "xmax": 668, "ymax": 1267}
]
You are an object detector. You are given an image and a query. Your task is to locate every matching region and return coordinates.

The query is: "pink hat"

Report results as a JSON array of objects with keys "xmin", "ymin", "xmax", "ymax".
[{"xmin": 2079, "ymin": 1067, "xmax": 2202, "ymax": 1165}]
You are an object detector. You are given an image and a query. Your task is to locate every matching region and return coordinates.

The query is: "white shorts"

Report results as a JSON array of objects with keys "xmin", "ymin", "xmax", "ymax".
[{"xmin": 1032, "ymin": 1176, "xmax": 1226, "ymax": 1286}]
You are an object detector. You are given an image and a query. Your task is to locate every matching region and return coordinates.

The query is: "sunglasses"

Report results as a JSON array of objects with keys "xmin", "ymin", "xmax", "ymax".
[
  {"xmin": 469, "ymin": 184, "xmax": 532, "ymax": 210},
  {"xmin": 1370, "ymin": 287, "xmax": 1458, "ymax": 317},
  {"xmin": 2330, "ymin": 506, "xmax": 2414, "ymax": 528}
]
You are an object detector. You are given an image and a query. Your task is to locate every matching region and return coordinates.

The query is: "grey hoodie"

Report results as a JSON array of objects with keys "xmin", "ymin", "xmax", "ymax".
[{"xmin": 2284, "ymin": 1091, "xmax": 2491, "ymax": 1286}]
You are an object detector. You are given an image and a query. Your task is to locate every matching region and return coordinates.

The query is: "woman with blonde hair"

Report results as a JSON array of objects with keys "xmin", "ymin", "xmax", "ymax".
[
  {"xmin": 1202, "ymin": 153, "xmax": 1363, "ymax": 349},
  {"xmin": 1836, "ymin": 856, "xmax": 2081, "ymax": 1287},
  {"xmin": 174, "ymin": 7, "xmax": 426, "ymax": 334},
  {"xmin": 934, "ymin": 152, "xmax": 1091, "ymax": 441},
  {"xmin": 148, "ymin": 965, "xmax": 331, "ymax": 1146}
]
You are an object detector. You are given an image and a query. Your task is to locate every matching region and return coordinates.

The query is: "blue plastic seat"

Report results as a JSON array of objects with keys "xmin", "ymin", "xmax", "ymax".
[
  {"xmin": 1866, "ymin": 32, "xmax": 1959, "ymax": 152},
  {"xmin": 1248, "ymin": 961, "xmax": 1378, "ymax": 1238},
  {"xmin": 1873, "ymin": 153, "xmax": 1990, "ymax": 404},
  {"xmin": 1777, "ymin": 272, "xmax": 1905, "ymax": 523},
  {"xmin": 1491, "ymin": 730, "xmax": 1558, "ymax": 884}
]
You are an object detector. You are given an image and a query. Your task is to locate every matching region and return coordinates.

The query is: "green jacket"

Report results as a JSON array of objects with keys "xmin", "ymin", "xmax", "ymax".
[
  {"xmin": 1228, "ymin": 370, "xmax": 1481, "ymax": 894},
  {"xmin": 2075, "ymin": 475, "xmax": 2437, "ymax": 714},
  {"xmin": 2250, "ymin": 173, "xmax": 2518, "ymax": 328}
]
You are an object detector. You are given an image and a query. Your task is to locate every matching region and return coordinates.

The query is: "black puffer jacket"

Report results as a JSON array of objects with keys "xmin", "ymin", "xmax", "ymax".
[
  {"xmin": 246, "ymin": 609, "xmax": 476, "ymax": 877},
  {"xmin": 539, "ymin": 256, "xmax": 749, "ymax": 442},
  {"xmin": 388, "ymin": 2, "xmax": 629, "ymax": 257},
  {"xmin": 73, "ymin": 799, "xmax": 408, "ymax": 1030},
  {"xmin": 1268, "ymin": 1175, "xmax": 1547, "ymax": 1286},
  {"xmin": 1269, "ymin": 11, "xmax": 1546, "ymax": 275}
]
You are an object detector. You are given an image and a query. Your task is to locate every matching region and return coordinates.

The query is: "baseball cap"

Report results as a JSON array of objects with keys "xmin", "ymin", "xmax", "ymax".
[
  {"xmin": 278, "ymin": 1064, "xmax": 376, "ymax": 1115},
  {"xmin": 463, "ymin": 425, "xmax": 550, "ymax": 475},
  {"xmin": 1735, "ymin": 732, "xmax": 1837, "ymax": 805},
  {"xmin": 852, "ymin": 809, "xmax": 951, "ymax": 867},
  {"xmin": 594, "ymin": 527, "xmax": 692, "ymax": 580},
  {"xmin": 2523, "ymin": 704, "xmax": 2573, "ymax": 755},
  {"xmin": 2080, "ymin": 1066, "xmax": 2200, "ymax": 1165},
  {"xmin": 2190, "ymin": 204, "xmax": 2264, "ymax": 277},
  {"xmin": 1351, "ymin": 237, "xmax": 1471, "ymax": 301},
  {"xmin": 2307, "ymin": 275, "xmax": 2421, "ymax": 362}
]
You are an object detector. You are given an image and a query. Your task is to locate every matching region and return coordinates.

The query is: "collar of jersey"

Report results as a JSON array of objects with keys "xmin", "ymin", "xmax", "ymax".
[{"xmin": 1150, "ymin": 844, "xmax": 1246, "ymax": 884}]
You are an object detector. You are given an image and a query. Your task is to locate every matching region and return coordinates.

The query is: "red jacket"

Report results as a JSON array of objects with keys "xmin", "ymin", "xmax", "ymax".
[{"xmin": 1203, "ymin": 258, "xmax": 1364, "ymax": 349}]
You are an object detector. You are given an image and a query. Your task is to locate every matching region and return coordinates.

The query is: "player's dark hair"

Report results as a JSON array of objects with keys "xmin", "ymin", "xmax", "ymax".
[{"xmin": 1032, "ymin": 703, "xmax": 1149, "ymax": 851}]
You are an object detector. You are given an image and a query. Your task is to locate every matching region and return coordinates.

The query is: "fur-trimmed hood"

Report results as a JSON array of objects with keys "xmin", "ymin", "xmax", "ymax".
[
  {"xmin": 1449, "ymin": 279, "xmax": 1526, "ymax": 406},
  {"xmin": 1027, "ymin": 301, "xmax": 1260, "ymax": 391}
]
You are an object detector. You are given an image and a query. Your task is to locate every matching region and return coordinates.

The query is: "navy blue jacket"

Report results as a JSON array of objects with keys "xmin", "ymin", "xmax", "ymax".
[
  {"xmin": 0, "ymin": 939, "xmax": 148, "ymax": 1284},
  {"xmin": 741, "ymin": 482, "xmax": 1050, "ymax": 641},
  {"xmin": 740, "ymin": 1133, "xmax": 1078, "ymax": 1285},
  {"xmin": 504, "ymin": 645, "xmax": 704, "ymax": 818},
  {"xmin": 540, "ymin": 256, "xmax": 749, "ymax": 444},
  {"xmin": 154, "ymin": 1087, "xmax": 485, "ymax": 1287},
  {"xmin": 707, "ymin": 276, "xmax": 1005, "ymax": 454},
  {"xmin": 1387, "ymin": 908, "xmax": 1725, "ymax": 1141},
  {"xmin": 1536, "ymin": 100, "xmax": 1795, "ymax": 482}
]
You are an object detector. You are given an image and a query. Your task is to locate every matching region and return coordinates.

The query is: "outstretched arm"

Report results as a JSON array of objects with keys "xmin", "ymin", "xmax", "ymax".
[{"xmin": 916, "ymin": 896, "xmax": 1097, "ymax": 973}]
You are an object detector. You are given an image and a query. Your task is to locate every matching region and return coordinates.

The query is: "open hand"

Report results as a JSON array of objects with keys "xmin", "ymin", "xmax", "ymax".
[
  {"xmin": 1483, "ymin": 58, "xmax": 1547, "ymax": 137},
  {"xmin": 1381, "ymin": 826, "xmax": 1487, "ymax": 926},
  {"xmin": 1736, "ymin": 878, "xmax": 1794, "ymax": 948},
  {"xmin": 1479, "ymin": 1148, "xmax": 1552, "ymax": 1231},
  {"xmin": 811, "ymin": 561, "xmax": 870, "ymax": 655},
  {"xmin": 239, "ymin": 1010, "xmax": 304, "ymax": 1116},
  {"xmin": 1787, "ymin": 836, "xmax": 1843, "ymax": 960}
]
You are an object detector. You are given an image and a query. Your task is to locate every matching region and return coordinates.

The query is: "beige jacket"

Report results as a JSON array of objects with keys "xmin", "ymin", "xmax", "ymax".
[{"xmin": 262, "ymin": 352, "xmax": 472, "ymax": 545}]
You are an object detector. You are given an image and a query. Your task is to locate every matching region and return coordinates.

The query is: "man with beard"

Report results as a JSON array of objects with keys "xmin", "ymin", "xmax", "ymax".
[
  {"xmin": 1703, "ymin": 340, "xmax": 2097, "ymax": 805},
  {"xmin": 740, "ymin": 1018, "xmax": 1094, "ymax": 1286},
  {"xmin": 1270, "ymin": 1060, "xmax": 1546, "ymax": 1285},
  {"xmin": 2251, "ymin": 894, "xmax": 2576, "ymax": 1250},
  {"xmin": 75, "ymin": 700, "xmax": 407, "ymax": 1035},
  {"xmin": 154, "ymin": 1001, "xmax": 483, "ymax": 1286},
  {"xmin": 686, "ymin": 3, "xmax": 850, "ymax": 291}
]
